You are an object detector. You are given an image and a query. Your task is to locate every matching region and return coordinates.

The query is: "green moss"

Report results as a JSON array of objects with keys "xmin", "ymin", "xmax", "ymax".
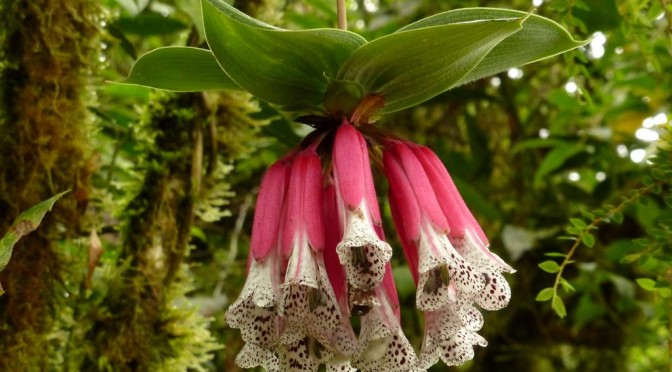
[
  {"xmin": 0, "ymin": 0, "xmax": 101, "ymax": 368},
  {"xmin": 82, "ymin": 92, "xmax": 219, "ymax": 371}
]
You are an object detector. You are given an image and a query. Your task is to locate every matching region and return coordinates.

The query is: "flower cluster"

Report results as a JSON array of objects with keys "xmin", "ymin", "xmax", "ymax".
[{"xmin": 226, "ymin": 119, "xmax": 515, "ymax": 371}]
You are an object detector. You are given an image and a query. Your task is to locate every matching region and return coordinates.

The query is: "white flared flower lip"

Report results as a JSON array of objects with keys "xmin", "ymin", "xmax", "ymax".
[
  {"xmin": 419, "ymin": 304, "xmax": 488, "ymax": 369},
  {"xmin": 226, "ymin": 255, "xmax": 281, "ymax": 355},
  {"xmin": 353, "ymin": 292, "xmax": 419, "ymax": 372},
  {"xmin": 460, "ymin": 228, "xmax": 516, "ymax": 274},
  {"xmin": 419, "ymin": 328, "xmax": 487, "ymax": 369},
  {"xmin": 279, "ymin": 248, "xmax": 357, "ymax": 366},
  {"xmin": 236, "ymin": 343, "xmax": 280, "ymax": 371},
  {"xmin": 336, "ymin": 203, "xmax": 393, "ymax": 291},
  {"xmin": 415, "ymin": 221, "xmax": 486, "ymax": 311}
]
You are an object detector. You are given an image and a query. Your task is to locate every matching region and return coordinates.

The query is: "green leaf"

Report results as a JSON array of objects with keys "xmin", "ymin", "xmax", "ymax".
[
  {"xmin": 566, "ymin": 226, "xmax": 582, "ymax": 235},
  {"xmin": 582, "ymin": 233, "xmax": 595, "ymax": 248},
  {"xmin": 580, "ymin": 210, "xmax": 595, "ymax": 220},
  {"xmin": 121, "ymin": 47, "xmax": 240, "ymax": 92},
  {"xmin": 664, "ymin": 195, "xmax": 672, "ymax": 209},
  {"xmin": 545, "ymin": 252, "xmax": 567, "ymax": 258},
  {"xmin": 636, "ymin": 278, "xmax": 657, "ymax": 291},
  {"xmin": 552, "ymin": 295, "xmax": 567, "ymax": 318},
  {"xmin": 539, "ymin": 260, "xmax": 561, "ymax": 273},
  {"xmin": 534, "ymin": 143, "xmax": 583, "ymax": 186},
  {"xmin": 202, "ymin": 0, "xmax": 366, "ymax": 108},
  {"xmin": 398, "ymin": 8, "xmax": 588, "ymax": 86},
  {"xmin": 393, "ymin": 265, "xmax": 416, "ymax": 300},
  {"xmin": 610, "ymin": 212, "xmax": 623, "ymax": 224},
  {"xmin": 559, "ymin": 277, "xmax": 575, "ymax": 293},
  {"xmin": 536, "ymin": 287, "xmax": 555, "ymax": 301},
  {"xmin": 115, "ymin": 12, "xmax": 188, "ymax": 36},
  {"xmin": 452, "ymin": 176, "xmax": 502, "ymax": 220},
  {"xmin": 570, "ymin": 218, "xmax": 587, "ymax": 229},
  {"xmin": 0, "ymin": 191, "xmax": 69, "ymax": 274},
  {"xmin": 338, "ymin": 18, "xmax": 523, "ymax": 113}
]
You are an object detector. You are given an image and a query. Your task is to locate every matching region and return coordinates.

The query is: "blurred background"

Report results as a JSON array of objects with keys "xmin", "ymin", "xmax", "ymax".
[{"xmin": 1, "ymin": 0, "xmax": 671, "ymax": 371}]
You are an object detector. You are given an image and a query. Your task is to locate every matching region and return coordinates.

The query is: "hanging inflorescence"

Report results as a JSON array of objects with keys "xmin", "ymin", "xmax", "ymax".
[{"xmin": 226, "ymin": 115, "xmax": 515, "ymax": 372}]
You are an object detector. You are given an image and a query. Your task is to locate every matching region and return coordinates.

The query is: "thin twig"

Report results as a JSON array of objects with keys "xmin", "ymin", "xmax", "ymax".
[
  {"xmin": 337, "ymin": 0, "xmax": 347, "ymax": 30},
  {"xmin": 551, "ymin": 182, "xmax": 660, "ymax": 302},
  {"xmin": 214, "ymin": 191, "xmax": 254, "ymax": 296}
]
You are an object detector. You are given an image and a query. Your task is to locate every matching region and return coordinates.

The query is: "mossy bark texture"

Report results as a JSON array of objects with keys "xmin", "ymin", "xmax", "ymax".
[{"xmin": 0, "ymin": 0, "xmax": 100, "ymax": 369}]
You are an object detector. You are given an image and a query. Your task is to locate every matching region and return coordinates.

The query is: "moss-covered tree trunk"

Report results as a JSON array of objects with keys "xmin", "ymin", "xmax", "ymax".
[
  {"xmin": 83, "ymin": 92, "xmax": 220, "ymax": 371},
  {"xmin": 0, "ymin": 0, "xmax": 100, "ymax": 369}
]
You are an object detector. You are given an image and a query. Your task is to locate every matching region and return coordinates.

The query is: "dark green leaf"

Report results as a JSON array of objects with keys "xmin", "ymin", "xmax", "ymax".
[
  {"xmin": 539, "ymin": 260, "xmax": 561, "ymax": 273},
  {"xmin": 452, "ymin": 176, "xmax": 501, "ymax": 220},
  {"xmin": 397, "ymin": 8, "xmax": 588, "ymax": 86},
  {"xmin": 534, "ymin": 143, "xmax": 583, "ymax": 186},
  {"xmin": 664, "ymin": 196, "xmax": 672, "ymax": 209},
  {"xmin": 535, "ymin": 287, "xmax": 555, "ymax": 301},
  {"xmin": 121, "ymin": 47, "xmax": 240, "ymax": 91},
  {"xmin": 393, "ymin": 265, "xmax": 416, "ymax": 300},
  {"xmin": 115, "ymin": 0, "xmax": 149, "ymax": 16},
  {"xmin": 107, "ymin": 24, "xmax": 137, "ymax": 59},
  {"xmin": 580, "ymin": 210, "xmax": 595, "ymax": 220},
  {"xmin": 611, "ymin": 211, "xmax": 624, "ymax": 224},
  {"xmin": 115, "ymin": 13, "xmax": 188, "ymax": 36},
  {"xmin": 338, "ymin": 17, "xmax": 523, "ymax": 113},
  {"xmin": 511, "ymin": 138, "xmax": 566, "ymax": 153},
  {"xmin": 261, "ymin": 117, "xmax": 303, "ymax": 148},
  {"xmin": 202, "ymin": 0, "xmax": 366, "ymax": 108},
  {"xmin": 0, "ymin": 191, "xmax": 69, "ymax": 273}
]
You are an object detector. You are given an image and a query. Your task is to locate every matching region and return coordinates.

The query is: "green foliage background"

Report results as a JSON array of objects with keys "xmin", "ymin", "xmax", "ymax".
[{"xmin": 0, "ymin": 0, "xmax": 671, "ymax": 371}]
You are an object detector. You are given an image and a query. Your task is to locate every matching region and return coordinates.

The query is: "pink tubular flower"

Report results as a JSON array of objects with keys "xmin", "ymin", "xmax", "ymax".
[
  {"xmin": 411, "ymin": 145, "xmax": 515, "ymax": 311},
  {"xmin": 384, "ymin": 140, "xmax": 485, "ymax": 312},
  {"xmin": 228, "ymin": 118, "xmax": 514, "ymax": 371},
  {"xmin": 384, "ymin": 139, "xmax": 514, "ymax": 368},
  {"xmin": 228, "ymin": 150, "xmax": 356, "ymax": 372},
  {"xmin": 277, "ymin": 148, "xmax": 355, "ymax": 369},
  {"xmin": 332, "ymin": 121, "xmax": 392, "ymax": 304},
  {"xmin": 226, "ymin": 159, "xmax": 290, "ymax": 371}
]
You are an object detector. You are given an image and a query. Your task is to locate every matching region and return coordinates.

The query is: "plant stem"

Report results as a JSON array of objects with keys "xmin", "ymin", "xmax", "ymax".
[
  {"xmin": 551, "ymin": 181, "xmax": 660, "ymax": 302},
  {"xmin": 337, "ymin": 0, "xmax": 347, "ymax": 30}
]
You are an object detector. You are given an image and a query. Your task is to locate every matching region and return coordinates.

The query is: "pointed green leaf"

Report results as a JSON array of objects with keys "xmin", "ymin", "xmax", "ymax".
[
  {"xmin": 559, "ymin": 278, "xmax": 575, "ymax": 293},
  {"xmin": 202, "ymin": 0, "xmax": 367, "ymax": 108},
  {"xmin": 570, "ymin": 218, "xmax": 587, "ymax": 229},
  {"xmin": 580, "ymin": 210, "xmax": 595, "ymax": 220},
  {"xmin": 582, "ymin": 233, "xmax": 595, "ymax": 248},
  {"xmin": 337, "ymin": 18, "xmax": 523, "ymax": 114},
  {"xmin": 545, "ymin": 252, "xmax": 567, "ymax": 258},
  {"xmin": 534, "ymin": 143, "xmax": 583, "ymax": 187},
  {"xmin": 0, "ymin": 191, "xmax": 69, "ymax": 274},
  {"xmin": 566, "ymin": 226, "xmax": 582, "ymax": 235},
  {"xmin": 620, "ymin": 254, "xmax": 641, "ymax": 264},
  {"xmin": 115, "ymin": 13, "xmax": 188, "ymax": 36},
  {"xmin": 636, "ymin": 278, "xmax": 657, "ymax": 291},
  {"xmin": 552, "ymin": 295, "xmax": 567, "ymax": 318},
  {"xmin": 120, "ymin": 47, "xmax": 240, "ymax": 92},
  {"xmin": 536, "ymin": 287, "xmax": 555, "ymax": 302},
  {"xmin": 539, "ymin": 260, "xmax": 560, "ymax": 273},
  {"xmin": 398, "ymin": 8, "xmax": 589, "ymax": 86}
]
